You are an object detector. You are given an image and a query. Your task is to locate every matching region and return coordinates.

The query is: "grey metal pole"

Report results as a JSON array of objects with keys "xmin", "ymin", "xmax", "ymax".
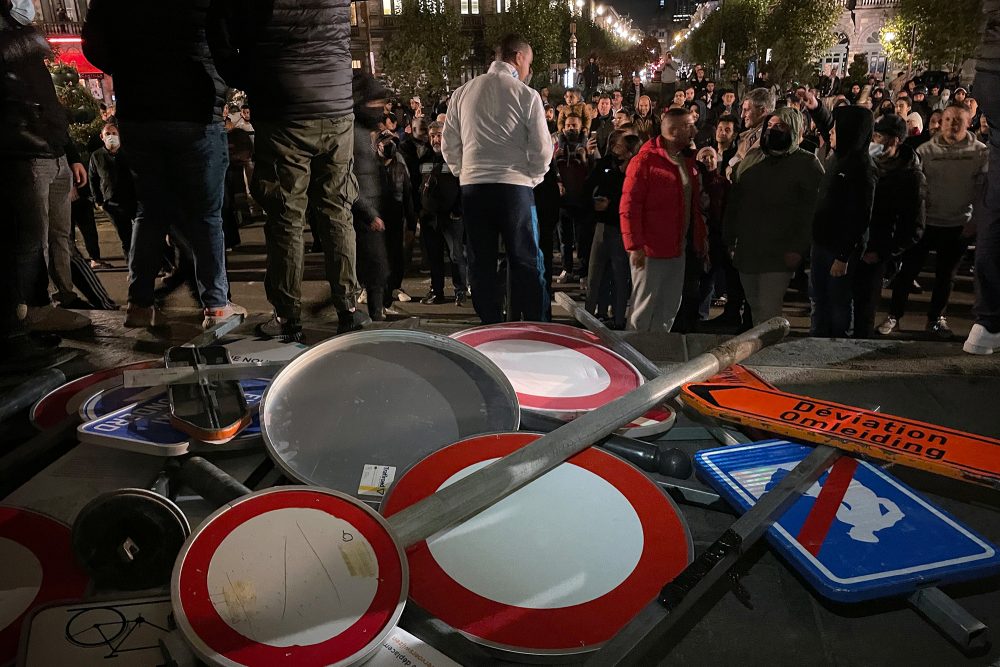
[{"xmin": 386, "ymin": 316, "xmax": 790, "ymax": 548}]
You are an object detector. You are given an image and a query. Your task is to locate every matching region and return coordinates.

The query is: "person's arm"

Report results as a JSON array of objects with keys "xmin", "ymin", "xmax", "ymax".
[
  {"xmin": 967, "ymin": 145, "xmax": 990, "ymax": 237},
  {"xmin": 793, "ymin": 156, "xmax": 825, "ymax": 257},
  {"xmin": 798, "ymin": 89, "xmax": 833, "ymax": 146},
  {"xmin": 88, "ymin": 155, "xmax": 104, "ymax": 206},
  {"xmin": 620, "ymin": 154, "xmax": 649, "ymax": 252},
  {"xmin": 890, "ymin": 168, "xmax": 927, "ymax": 256},
  {"xmin": 441, "ymin": 90, "xmax": 464, "ymax": 180},
  {"xmin": 399, "ymin": 162, "xmax": 418, "ymax": 231},
  {"xmin": 81, "ymin": 0, "xmax": 115, "ymax": 74},
  {"xmin": 834, "ymin": 159, "xmax": 877, "ymax": 263},
  {"xmin": 525, "ymin": 94, "xmax": 553, "ymax": 187},
  {"xmin": 556, "ymin": 106, "xmax": 568, "ymax": 132}
]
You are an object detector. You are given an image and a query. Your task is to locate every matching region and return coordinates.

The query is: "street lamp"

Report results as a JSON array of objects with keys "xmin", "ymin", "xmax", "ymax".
[{"xmin": 884, "ymin": 30, "xmax": 897, "ymax": 42}]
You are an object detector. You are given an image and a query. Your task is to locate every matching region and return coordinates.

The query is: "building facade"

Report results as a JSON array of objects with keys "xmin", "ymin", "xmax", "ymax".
[{"xmin": 818, "ymin": 0, "xmax": 901, "ymax": 78}]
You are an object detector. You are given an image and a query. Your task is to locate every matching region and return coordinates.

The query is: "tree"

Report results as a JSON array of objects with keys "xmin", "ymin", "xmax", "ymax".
[
  {"xmin": 380, "ymin": 0, "xmax": 470, "ymax": 101},
  {"xmin": 48, "ymin": 62, "xmax": 101, "ymax": 156},
  {"xmin": 880, "ymin": 0, "xmax": 984, "ymax": 71},
  {"xmin": 684, "ymin": 0, "xmax": 767, "ymax": 81},
  {"xmin": 485, "ymin": 0, "xmax": 569, "ymax": 88}
]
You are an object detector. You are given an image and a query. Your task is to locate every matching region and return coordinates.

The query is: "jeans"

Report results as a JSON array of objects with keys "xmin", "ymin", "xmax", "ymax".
[
  {"xmin": 462, "ymin": 184, "xmax": 548, "ymax": 323},
  {"xmin": 851, "ymin": 258, "xmax": 886, "ymax": 339},
  {"xmin": 973, "ymin": 67, "xmax": 1000, "ymax": 331},
  {"xmin": 810, "ymin": 244, "xmax": 855, "ymax": 338},
  {"xmin": 586, "ymin": 224, "xmax": 630, "ymax": 329},
  {"xmin": 888, "ymin": 225, "xmax": 967, "ymax": 322},
  {"xmin": 253, "ymin": 115, "xmax": 359, "ymax": 319},
  {"xmin": 422, "ymin": 213, "xmax": 468, "ymax": 296},
  {"xmin": 120, "ymin": 121, "xmax": 230, "ymax": 309}
]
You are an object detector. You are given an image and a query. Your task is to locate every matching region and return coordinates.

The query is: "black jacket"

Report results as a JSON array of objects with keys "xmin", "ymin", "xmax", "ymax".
[
  {"xmin": 352, "ymin": 127, "xmax": 415, "ymax": 230},
  {"xmin": 82, "ymin": 0, "xmax": 226, "ymax": 123},
  {"xmin": 399, "ymin": 136, "xmax": 433, "ymax": 214},
  {"xmin": 419, "ymin": 152, "xmax": 461, "ymax": 219},
  {"xmin": 207, "ymin": 0, "xmax": 353, "ymax": 121},
  {"xmin": 88, "ymin": 147, "xmax": 137, "ymax": 212},
  {"xmin": 809, "ymin": 104, "xmax": 878, "ymax": 261},
  {"xmin": 869, "ymin": 144, "xmax": 926, "ymax": 259},
  {"xmin": 583, "ymin": 156, "xmax": 627, "ymax": 227},
  {"xmin": 0, "ymin": 24, "xmax": 73, "ymax": 160}
]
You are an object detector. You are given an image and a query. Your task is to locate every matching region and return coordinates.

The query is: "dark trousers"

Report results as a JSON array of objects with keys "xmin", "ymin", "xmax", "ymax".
[
  {"xmin": 253, "ymin": 115, "xmax": 358, "ymax": 319},
  {"xmin": 384, "ymin": 214, "xmax": 405, "ymax": 297},
  {"xmin": 558, "ymin": 206, "xmax": 595, "ymax": 277},
  {"xmin": 422, "ymin": 214, "xmax": 468, "ymax": 296},
  {"xmin": 354, "ymin": 221, "xmax": 389, "ymax": 314},
  {"xmin": 851, "ymin": 258, "xmax": 886, "ymax": 339},
  {"xmin": 120, "ymin": 121, "xmax": 230, "ymax": 310},
  {"xmin": 462, "ymin": 184, "xmax": 548, "ymax": 323},
  {"xmin": 104, "ymin": 204, "xmax": 134, "ymax": 261},
  {"xmin": 973, "ymin": 65, "xmax": 1000, "ymax": 331},
  {"xmin": 889, "ymin": 225, "xmax": 967, "ymax": 323},
  {"xmin": 535, "ymin": 196, "xmax": 559, "ymax": 321},
  {"xmin": 810, "ymin": 244, "xmax": 856, "ymax": 338},
  {"xmin": 72, "ymin": 196, "xmax": 102, "ymax": 260},
  {"xmin": 586, "ymin": 224, "xmax": 630, "ymax": 329}
]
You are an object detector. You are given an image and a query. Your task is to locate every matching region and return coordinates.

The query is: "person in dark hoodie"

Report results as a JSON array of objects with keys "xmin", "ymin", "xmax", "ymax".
[
  {"xmin": 859, "ymin": 114, "xmax": 926, "ymax": 339},
  {"xmin": 350, "ymin": 73, "xmax": 416, "ymax": 322},
  {"xmin": 799, "ymin": 89, "xmax": 878, "ymax": 338}
]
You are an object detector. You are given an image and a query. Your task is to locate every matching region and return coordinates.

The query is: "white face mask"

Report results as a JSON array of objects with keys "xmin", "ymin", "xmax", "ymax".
[
  {"xmin": 868, "ymin": 141, "xmax": 885, "ymax": 158},
  {"xmin": 104, "ymin": 135, "xmax": 121, "ymax": 151},
  {"xmin": 6, "ymin": 0, "xmax": 36, "ymax": 25}
]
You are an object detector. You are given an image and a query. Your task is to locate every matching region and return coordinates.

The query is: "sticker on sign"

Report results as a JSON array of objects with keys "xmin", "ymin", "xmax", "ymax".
[{"xmin": 359, "ymin": 465, "xmax": 397, "ymax": 498}]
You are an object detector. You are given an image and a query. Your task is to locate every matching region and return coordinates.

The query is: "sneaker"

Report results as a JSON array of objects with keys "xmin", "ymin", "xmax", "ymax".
[
  {"xmin": 927, "ymin": 316, "xmax": 952, "ymax": 339},
  {"xmin": 963, "ymin": 323, "xmax": 1000, "ymax": 355},
  {"xmin": 124, "ymin": 304, "xmax": 165, "ymax": 328},
  {"xmin": 384, "ymin": 306, "xmax": 401, "ymax": 316},
  {"xmin": 876, "ymin": 317, "xmax": 898, "ymax": 335},
  {"xmin": 358, "ymin": 289, "xmax": 368, "ymax": 304},
  {"xmin": 337, "ymin": 308, "xmax": 371, "ymax": 334},
  {"xmin": 202, "ymin": 302, "xmax": 248, "ymax": 329},
  {"xmin": 910, "ymin": 280, "xmax": 923, "ymax": 294},
  {"xmin": 455, "ymin": 291, "xmax": 468, "ymax": 307},
  {"xmin": 90, "ymin": 259, "xmax": 114, "ymax": 270},
  {"xmin": 554, "ymin": 270, "xmax": 579, "ymax": 284},
  {"xmin": 421, "ymin": 292, "xmax": 447, "ymax": 305},
  {"xmin": 393, "ymin": 289, "xmax": 412, "ymax": 303},
  {"xmin": 26, "ymin": 304, "xmax": 91, "ymax": 332},
  {"xmin": 255, "ymin": 313, "xmax": 304, "ymax": 342}
]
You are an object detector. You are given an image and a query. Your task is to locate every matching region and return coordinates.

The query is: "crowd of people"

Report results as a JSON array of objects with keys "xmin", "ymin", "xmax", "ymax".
[{"xmin": 1, "ymin": 0, "xmax": 997, "ymax": 372}]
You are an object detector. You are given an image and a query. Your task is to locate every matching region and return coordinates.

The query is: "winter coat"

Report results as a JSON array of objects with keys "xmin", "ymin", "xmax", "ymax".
[
  {"xmin": 88, "ymin": 147, "xmax": 137, "ymax": 213},
  {"xmin": 83, "ymin": 0, "xmax": 226, "ymax": 123},
  {"xmin": 0, "ymin": 25, "xmax": 72, "ymax": 160},
  {"xmin": 352, "ymin": 127, "xmax": 415, "ymax": 230},
  {"xmin": 724, "ymin": 148, "xmax": 824, "ymax": 274},
  {"xmin": 808, "ymin": 104, "xmax": 878, "ymax": 261},
  {"xmin": 207, "ymin": 0, "xmax": 353, "ymax": 121},
  {"xmin": 868, "ymin": 144, "xmax": 926, "ymax": 259},
  {"xmin": 583, "ymin": 155, "xmax": 627, "ymax": 227},
  {"xmin": 419, "ymin": 152, "xmax": 461, "ymax": 219},
  {"xmin": 557, "ymin": 101, "xmax": 593, "ymax": 133},
  {"xmin": 621, "ymin": 135, "xmax": 707, "ymax": 259},
  {"xmin": 916, "ymin": 131, "xmax": 989, "ymax": 227}
]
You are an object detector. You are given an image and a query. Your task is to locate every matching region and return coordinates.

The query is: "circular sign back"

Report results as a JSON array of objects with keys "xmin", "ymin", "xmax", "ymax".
[
  {"xmin": 172, "ymin": 488, "xmax": 406, "ymax": 667},
  {"xmin": 0, "ymin": 506, "xmax": 90, "ymax": 664},
  {"xmin": 30, "ymin": 360, "xmax": 160, "ymax": 430},
  {"xmin": 381, "ymin": 433, "xmax": 692, "ymax": 658}
]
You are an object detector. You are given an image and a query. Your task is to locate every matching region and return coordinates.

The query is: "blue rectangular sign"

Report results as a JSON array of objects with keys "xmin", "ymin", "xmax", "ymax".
[{"xmin": 695, "ymin": 440, "xmax": 1000, "ymax": 602}]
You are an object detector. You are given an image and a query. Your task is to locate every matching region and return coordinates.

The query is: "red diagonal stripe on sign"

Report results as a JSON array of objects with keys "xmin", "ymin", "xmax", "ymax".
[{"xmin": 796, "ymin": 457, "xmax": 858, "ymax": 557}]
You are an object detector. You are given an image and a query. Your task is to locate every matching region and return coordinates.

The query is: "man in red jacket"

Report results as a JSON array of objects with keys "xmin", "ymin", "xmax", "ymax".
[{"xmin": 621, "ymin": 107, "xmax": 707, "ymax": 332}]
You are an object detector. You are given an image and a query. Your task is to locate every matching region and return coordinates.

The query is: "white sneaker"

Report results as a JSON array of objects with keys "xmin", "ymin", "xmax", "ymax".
[
  {"xmin": 384, "ymin": 306, "xmax": 401, "ymax": 316},
  {"xmin": 358, "ymin": 289, "xmax": 368, "ymax": 304},
  {"xmin": 393, "ymin": 289, "xmax": 412, "ymax": 303},
  {"xmin": 963, "ymin": 323, "xmax": 1000, "ymax": 355},
  {"xmin": 876, "ymin": 317, "xmax": 898, "ymax": 335},
  {"xmin": 26, "ymin": 304, "xmax": 91, "ymax": 331},
  {"xmin": 202, "ymin": 302, "xmax": 248, "ymax": 329}
]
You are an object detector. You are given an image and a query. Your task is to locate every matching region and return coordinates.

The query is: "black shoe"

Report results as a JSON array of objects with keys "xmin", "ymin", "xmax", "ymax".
[
  {"xmin": 337, "ymin": 309, "xmax": 371, "ymax": 334},
  {"xmin": 421, "ymin": 292, "xmax": 447, "ymax": 305},
  {"xmin": 455, "ymin": 291, "xmax": 468, "ymax": 307},
  {"xmin": 255, "ymin": 314, "xmax": 304, "ymax": 342}
]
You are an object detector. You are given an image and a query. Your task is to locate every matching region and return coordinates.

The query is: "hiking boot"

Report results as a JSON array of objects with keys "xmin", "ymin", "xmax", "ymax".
[
  {"xmin": 876, "ymin": 316, "xmax": 898, "ymax": 335},
  {"xmin": 255, "ymin": 313, "xmax": 304, "ymax": 342},
  {"xmin": 927, "ymin": 316, "xmax": 952, "ymax": 340},
  {"xmin": 26, "ymin": 304, "xmax": 91, "ymax": 332},
  {"xmin": 963, "ymin": 323, "xmax": 1000, "ymax": 355},
  {"xmin": 202, "ymin": 302, "xmax": 248, "ymax": 329},
  {"xmin": 337, "ymin": 308, "xmax": 371, "ymax": 334}
]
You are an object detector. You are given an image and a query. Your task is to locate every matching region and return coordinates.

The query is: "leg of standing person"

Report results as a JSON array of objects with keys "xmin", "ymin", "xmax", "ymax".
[
  {"xmin": 105, "ymin": 206, "xmax": 134, "ymax": 263},
  {"xmin": 440, "ymin": 214, "xmax": 469, "ymax": 299},
  {"xmin": 585, "ymin": 223, "xmax": 610, "ymax": 316},
  {"xmin": 809, "ymin": 244, "xmax": 854, "ymax": 338},
  {"xmin": 606, "ymin": 226, "xmax": 631, "ymax": 329},
  {"xmin": 46, "ymin": 156, "xmax": 77, "ymax": 306},
  {"xmin": 498, "ymin": 185, "xmax": 548, "ymax": 322},
  {"xmin": 742, "ymin": 271, "xmax": 793, "ymax": 324},
  {"xmin": 463, "ymin": 184, "xmax": 503, "ymax": 323},
  {"xmin": 557, "ymin": 208, "xmax": 575, "ymax": 276},
  {"xmin": 926, "ymin": 226, "xmax": 967, "ymax": 325},
  {"xmin": 851, "ymin": 258, "xmax": 886, "ymax": 339},
  {"xmin": 535, "ymin": 199, "xmax": 558, "ymax": 321},
  {"xmin": 574, "ymin": 211, "xmax": 594, "ymax": 281},
  {"xmin": 72, "ymin": 195, "xmax": 103, "ymax": 262},
  {"xmin": 887, "ymin": 236, "xmax": 930, "ymax": 326},
  {"xmin": 628, "ymin": 255, "xmax": 686, "ymax": 332},
  {"xmin": 382, "ymin": 213, "xmax": 405, "ymax": 305},
  {"xmin": 420, "ymin": 218, "xmax": 447, "ymax": 299},
  {"xmin": 354, "ymin": 221, "xmax": 389, "ymax": 321}
]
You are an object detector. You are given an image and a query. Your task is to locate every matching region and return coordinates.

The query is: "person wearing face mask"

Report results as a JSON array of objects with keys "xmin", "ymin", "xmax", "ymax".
[
  {"xmin": 88, "ymin": 123, "xmax": 136, "ymax": 261},
  {"xmin": 857, "ymin": 114, "xmax": 926, "ymax": 339},
  {"xmin": 723, "ymin": 107, "xmax": 824, "ymax": 326},
  {"xmin": 554, "ymin": 114, "xmax": 593, "ymax": 284},
  {"xmin": 799, "ymin": 88, "xmax": 878, "ymax": 338},
  {"xmin": 442, "ymin": 34, "xmax": 552, "ymax": 323},
  {"xmin": 0, "ymin": 0, "xmax": 93, "ymax": 368}
]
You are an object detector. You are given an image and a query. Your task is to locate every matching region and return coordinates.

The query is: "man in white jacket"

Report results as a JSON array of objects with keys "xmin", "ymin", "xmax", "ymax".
[{"xmin": 442, "ymin": 33, "xmax": 553, "ymax": 323}]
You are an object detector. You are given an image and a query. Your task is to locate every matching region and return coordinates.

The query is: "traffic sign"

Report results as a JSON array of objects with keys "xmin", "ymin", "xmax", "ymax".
[
  {"xmin": 695, "ymin": 440, "xmax": 1000, "ymax": 602},
  {"xmin": 705, "ymin": 364, "xmax": 774, "ymax": 390},
  {"xmin": 29, "ymin": 360, "xmax": 160, "ymax": 430},
  {"xmin": 0, "ymin": 507, "xmax": 90, "ymax": 664},
  {"xmin": 681, "ymin": 384, "xmax": 1000, "ymax": 490},
  {"xmin": 77, "ymin": 378, "xmax": 269, "ymax": 455}
]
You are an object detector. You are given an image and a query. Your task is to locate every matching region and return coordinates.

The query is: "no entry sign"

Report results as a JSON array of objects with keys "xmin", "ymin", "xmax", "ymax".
[{"xmin": 681, "ymin": 384, "xmax": 1000, "ymax": 490}]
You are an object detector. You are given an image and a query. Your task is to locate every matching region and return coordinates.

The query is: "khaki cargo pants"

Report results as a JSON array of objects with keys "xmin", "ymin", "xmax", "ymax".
[{"xmin": 252, "ymin": 114, "xmax": 359, "ymax": 320}]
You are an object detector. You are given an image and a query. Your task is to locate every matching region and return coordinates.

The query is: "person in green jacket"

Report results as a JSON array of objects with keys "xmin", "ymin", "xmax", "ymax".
[{"xmin": 723, "ymin": 106, "xmax": 825, "ymax": 324}]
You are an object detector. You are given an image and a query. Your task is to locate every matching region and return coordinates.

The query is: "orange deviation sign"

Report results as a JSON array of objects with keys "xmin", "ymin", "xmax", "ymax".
[
  {"xmin": 705, "ymin": 364, "xmax": 776, "ymax": 390},
  {"xmin": 681, "ymin": 384, "xmax": 1000, "ymax": 491}
]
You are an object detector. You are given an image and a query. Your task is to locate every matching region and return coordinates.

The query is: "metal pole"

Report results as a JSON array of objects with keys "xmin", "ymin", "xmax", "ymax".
[
  {"xmin": 386, "ymin": 317, "xmax": 790, "ymax": 547},
  {"xmin": 908, "ymin": 587, "xmax": 990, "ymax": 654}
]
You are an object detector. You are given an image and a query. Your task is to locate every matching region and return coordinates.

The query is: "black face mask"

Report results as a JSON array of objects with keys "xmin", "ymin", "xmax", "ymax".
[
  {"xmin": 380, "ymin": 141, "xmax": 397, "ymax": 159},
  {"xmin": 761, "ymin": 126, "xmax": 792, "ymax": 154},
  {"xmin": 564, "ymin": 130, "xmax": 581, "ymax": 143}
]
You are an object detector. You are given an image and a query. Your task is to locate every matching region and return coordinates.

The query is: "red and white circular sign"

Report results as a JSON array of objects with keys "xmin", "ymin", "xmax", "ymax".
[
  {"xmin": 381, "ymin": 433, "xmax": 692, "ymax": 657},
  {"xmin": 172, "ymin": 488, "xmax": 406, "ymax": 667},
  {"xmin": 30, "ymin": 360, "xmax": 160, "ymax": 430},
  {"xmin": 451, "ymin": 327, "xmax": 643, "ymax": 418},
  {"xmin": 452, "ymin": 322, "xmax": 603, "ymax": 345},
  {"xmin": 620, "ymin": 403, "xmax": 678, "ymax": 438},
  {"xmin": 0, "ymin": 506, "xmax": 89, "ymax": 664}
]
